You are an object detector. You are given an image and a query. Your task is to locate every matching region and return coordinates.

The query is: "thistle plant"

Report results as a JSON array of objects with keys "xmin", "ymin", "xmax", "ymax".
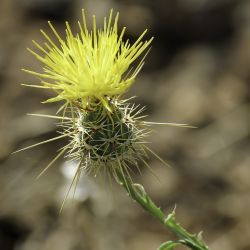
[{"xmin": 15, "ymin": 9, "xmax": 210, "ymax": 250}]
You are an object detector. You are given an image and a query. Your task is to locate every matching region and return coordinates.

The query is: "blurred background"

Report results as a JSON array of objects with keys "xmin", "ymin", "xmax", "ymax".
[{"xmin": 0, "ymin": 0, "xmax": 250, "ymax": 249}]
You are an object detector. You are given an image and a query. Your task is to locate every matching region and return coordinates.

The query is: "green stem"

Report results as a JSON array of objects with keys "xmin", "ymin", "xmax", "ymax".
[{"xmin": 116, "ymin": 169, "xmax": 209, "ymax": 250}]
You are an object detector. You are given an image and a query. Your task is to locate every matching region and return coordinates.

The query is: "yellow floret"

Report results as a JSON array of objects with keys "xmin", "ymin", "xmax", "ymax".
[{"xmin": 23, "ymin": 9, "xmax": 153, "ymax": 111}]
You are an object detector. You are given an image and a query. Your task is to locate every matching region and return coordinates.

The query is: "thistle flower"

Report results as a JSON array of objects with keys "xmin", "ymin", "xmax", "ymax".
[
  {"xmin": 23, "ymin": 9, "xmax": 153, "ymax": 111},
  {"xmin": 16, "ymin": 9, "xmax": 191, "ymax": 209},
  {"xmin": 14, "ymin": 10, "xmax": 211, "ymax": 249}
]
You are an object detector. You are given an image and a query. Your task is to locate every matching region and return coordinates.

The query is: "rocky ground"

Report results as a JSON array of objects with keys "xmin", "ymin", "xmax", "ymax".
[{"xmin": 0, "ymin": 0, "xmax": 250, "ymax": 250}]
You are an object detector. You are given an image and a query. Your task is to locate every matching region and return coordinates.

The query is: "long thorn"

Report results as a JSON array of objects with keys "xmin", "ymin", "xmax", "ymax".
[
  {"xmin": 27, "ymin": 113, "xmax": 71, "ymax": 120},
  {"xmin": 142, "ymin": 121, "xmax": 197, "ymax": 128},
  {"xmin": 36, "ymin": 145, "xmax": 69, "ymax": 180},
  {"xmin": 143, "ymin": 145, "xmax": 171, "ymax": 168},
  {"xmin": 12, "ymin": 133, "xmax": 73, "ymax": 154}
]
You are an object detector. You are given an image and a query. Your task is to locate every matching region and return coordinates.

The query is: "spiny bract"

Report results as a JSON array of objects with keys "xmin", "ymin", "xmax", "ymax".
[{"xmin": 24, "ymin": 9, "xmax": 153, "ymax": 111}]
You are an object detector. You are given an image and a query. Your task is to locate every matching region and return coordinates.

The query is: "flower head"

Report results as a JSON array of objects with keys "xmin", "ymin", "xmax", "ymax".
[
  {"xmin": 24, "ymin": 9, "xmax": 153, "ymax": 111},
  {"xmin": 16, "ymin": 9, "xmax": 192, "ymax": 211}
]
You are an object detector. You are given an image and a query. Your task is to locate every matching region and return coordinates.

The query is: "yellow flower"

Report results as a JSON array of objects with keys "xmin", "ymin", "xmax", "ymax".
[
  {"xmin": 24, "ymin": 9, "xmax": 153, "ymax": 111},
  {"xmin": 13, "ymin": 9, "xmax": 195, "ymax": 212}
]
